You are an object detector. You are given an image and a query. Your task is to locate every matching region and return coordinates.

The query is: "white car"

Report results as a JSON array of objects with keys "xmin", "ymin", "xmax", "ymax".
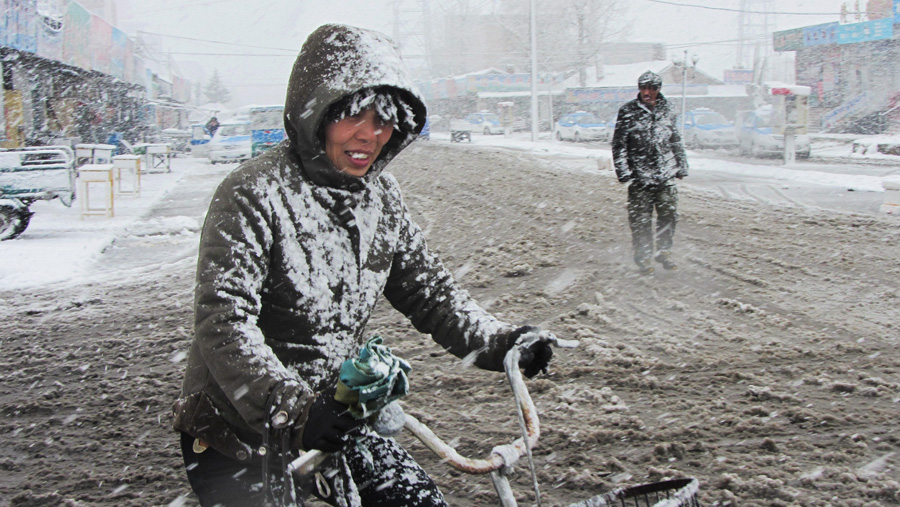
[
  {"xmin": 208, "ymin": 121, "xmax": 252, "ymax": 164},
  {"xmin": 463, "ymin": 111, "xmax": 503, "ymax": 135},
  {"xmin": 555, "ymin": 112, "xmax": 609, "ymax": 142},
  {"xmin": 737, "ymin": 108, "xmax": 810, "ymax": 158},
  {"xmin": 678, "ymin": 108, "xmax": 738, "ymax": 149}
]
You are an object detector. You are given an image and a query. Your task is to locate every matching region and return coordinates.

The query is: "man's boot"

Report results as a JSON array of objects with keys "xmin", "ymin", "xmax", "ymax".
[
  {"xmin": 655, "ymin": 251, "xmax": 677, "ymax": 270},
  {"xmin": 636, "ymin": 258, "xmax": 654, "ymax": 275}
]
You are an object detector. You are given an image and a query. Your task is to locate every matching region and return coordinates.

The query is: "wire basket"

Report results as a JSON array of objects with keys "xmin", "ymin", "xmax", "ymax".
[{"xmin": 570, "ymin": 478, "xmax": 700, "ymax": 507}]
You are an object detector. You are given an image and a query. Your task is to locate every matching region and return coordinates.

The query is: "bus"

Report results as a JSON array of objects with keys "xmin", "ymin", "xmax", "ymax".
[{"xmin": 249, "ymin": 105, "xmax": 286, "ymax": 157}]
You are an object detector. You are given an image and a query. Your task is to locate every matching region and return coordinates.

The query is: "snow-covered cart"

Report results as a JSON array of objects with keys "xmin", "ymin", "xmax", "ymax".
[
  {"xmin": 290, "ymin": 344, "xmax": 700, "ymax": 506},
  {"xmin": 0, "ymin": 146, "xmax": 76, "ymax": 240},
  {"xmin": 450, "ymin": 119, "xmax": 473, "ymax": 143}
]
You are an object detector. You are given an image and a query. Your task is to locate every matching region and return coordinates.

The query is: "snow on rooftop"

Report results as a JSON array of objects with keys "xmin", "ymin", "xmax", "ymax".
[{"xmin": 577, "ymin": 60, "xmax": 672, "ymax": 88}]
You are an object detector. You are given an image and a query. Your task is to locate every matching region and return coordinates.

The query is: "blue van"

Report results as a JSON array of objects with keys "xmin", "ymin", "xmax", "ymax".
[{"xmin": 249, "ymin": 105, "xmax": 286, "ymax": 157}]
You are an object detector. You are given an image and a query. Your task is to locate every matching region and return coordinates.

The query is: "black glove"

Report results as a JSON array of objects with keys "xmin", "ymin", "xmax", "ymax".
[
  {"xmin": 507, "ymin": 326, "xmax": 554, "ymax": 379},
  {"xmin": 300, "ymin": 386, "xmax": 363, "ymax": 453}
]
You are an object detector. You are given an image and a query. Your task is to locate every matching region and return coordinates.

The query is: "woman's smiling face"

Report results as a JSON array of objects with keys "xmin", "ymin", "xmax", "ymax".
[{"xmin": 324, "ymin": 108, "xmax": 395, "ymax": 177}]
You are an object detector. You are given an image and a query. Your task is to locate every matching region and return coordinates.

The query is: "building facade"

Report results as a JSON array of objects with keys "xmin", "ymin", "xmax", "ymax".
[
  {"xmin": 1, "ymin": 0, "xmax": 192, "ymax": 148},
  {"xmin": 775, "ymin": 1, "xmax": 900, "ymax": 133}
]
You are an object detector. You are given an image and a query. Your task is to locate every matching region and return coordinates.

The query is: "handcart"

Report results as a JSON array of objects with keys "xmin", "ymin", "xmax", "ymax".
[
  {"xmin": 449, "ymin": 119, "xmax": 473, "ymax": 143},
  {"xmin": 290, "ymin": 345, "xmax": 700, "ymax": 506},
  {"xmin": 0, "ymin": 145, "xmax": 76, "ymax": 240}
]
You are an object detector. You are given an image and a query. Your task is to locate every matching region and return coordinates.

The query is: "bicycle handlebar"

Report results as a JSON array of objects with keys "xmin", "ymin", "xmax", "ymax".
[
  {"xmin": 402, "ymin": 347, "xmax": 538, "ymax": 474},
  {"xmin": 289, "ymin": 339, "xmax": 584, "ymax": 478}
]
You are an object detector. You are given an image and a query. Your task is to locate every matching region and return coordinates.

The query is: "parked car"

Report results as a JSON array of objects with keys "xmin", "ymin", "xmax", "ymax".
[
  {"xmin": 207, "ymin": 121, "xmax": 252, "ymax": 164},
  {"xmin": 737, "ymin": 107, "xmax": 810, "ymax": 158},
  {"xmin": 555, "ymin": 111, "xmax": 610, "ymax": 142},
  {"xmin": 677, "ymin": 108, "xmax": 738, "ymax": 149},
  {"xmin": 463, "ymin": 111, "xmax": 503, "ymax": 135}
]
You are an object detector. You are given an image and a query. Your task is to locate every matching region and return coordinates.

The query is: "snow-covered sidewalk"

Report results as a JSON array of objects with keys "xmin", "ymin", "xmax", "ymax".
[
  {"xmin": 428, "ymin": 130, "xmax": 896, "ymax": 193},
  {"xmin": 0, "ymin": 156, "xmax": 217, "ymax": 290}
]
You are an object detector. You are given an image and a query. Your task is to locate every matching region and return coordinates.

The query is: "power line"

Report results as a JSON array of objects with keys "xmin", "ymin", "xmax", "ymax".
[
  {"xmin": 642, "ymin": 0, "xmax": 840, "ymax": 16},
  {"xmin": 228, "ymin": 83, "xmax": 289, "ymax": 88},
  {"xmin": 167, "ymin": 52, "xmax": 295, "ymax": 57},
  {"xmin": 137, "ymin": 30, "xmax": 297, "ymax": 52},
  {"xmin": 126, "ymin": 0, "xmax": 256, "ymax": 15}
]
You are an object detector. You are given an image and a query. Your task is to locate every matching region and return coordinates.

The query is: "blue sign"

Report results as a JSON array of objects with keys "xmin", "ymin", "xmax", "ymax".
[
  {"xmin": 837, "ymin": 18, "xmax": 893, "ymax": 44},
  {"xmin": 566, "ymin": 87, "xmax": 636, "ymax": 104},
  {"xmin": 803, "ymin": 22, "xmax": 838, "ymax": 46}
]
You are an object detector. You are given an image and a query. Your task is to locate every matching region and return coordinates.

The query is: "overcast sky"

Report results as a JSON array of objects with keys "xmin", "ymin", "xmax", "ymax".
[{"xmin": 115, "ymin": 0, "xmax": 853, "ymax": 108}]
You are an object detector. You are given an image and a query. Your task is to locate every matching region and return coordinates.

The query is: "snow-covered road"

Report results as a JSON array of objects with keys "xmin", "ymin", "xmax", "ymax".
[
  {"xmin": 1, "ymin": 141, "xmax": 899, "ymax": 506},
  {"xmin": 429, "ymin": 130, "xmax": 898, "ymax": 216}
]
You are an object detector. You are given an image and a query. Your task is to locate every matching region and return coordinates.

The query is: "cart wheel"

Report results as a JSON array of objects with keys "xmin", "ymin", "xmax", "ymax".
[{"xmin": 0, "ymin": 205, "xmax": 33, "ymax": 241}]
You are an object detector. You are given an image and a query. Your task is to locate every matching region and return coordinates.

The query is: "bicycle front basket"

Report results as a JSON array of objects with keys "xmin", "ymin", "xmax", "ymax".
[{"xmin": 570, "ymin": 478, "xmax": 700, "ymax": 507}]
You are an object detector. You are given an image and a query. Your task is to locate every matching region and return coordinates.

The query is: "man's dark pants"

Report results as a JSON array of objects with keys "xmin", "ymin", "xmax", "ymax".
[{"xmin": 626, "ymin": 182, "xmax": 679, "ymax": 265}]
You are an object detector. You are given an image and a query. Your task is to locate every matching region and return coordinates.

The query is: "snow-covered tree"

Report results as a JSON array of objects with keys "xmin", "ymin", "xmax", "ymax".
[{"xmin": 203, "ymin": 70, "xmax": 231, "ymax": 104}]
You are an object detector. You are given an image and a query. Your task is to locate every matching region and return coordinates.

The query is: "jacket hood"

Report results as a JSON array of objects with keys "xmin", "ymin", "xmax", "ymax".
[{"xmin": 283, "ymin": 24, "xmax": 427, "ymax": 191}]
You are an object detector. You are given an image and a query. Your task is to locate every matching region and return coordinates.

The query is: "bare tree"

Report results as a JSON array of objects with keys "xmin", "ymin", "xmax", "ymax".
[
  {"xmin": 435, "ymin": 0, "xmax": 631, "ymax": 84},
  {"xmin": 514, "ymin": 0, "xmax": 630, "ymax": 85}
]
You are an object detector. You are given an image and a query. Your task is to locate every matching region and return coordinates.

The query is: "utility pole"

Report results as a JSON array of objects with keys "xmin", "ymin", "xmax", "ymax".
[
  {"xmin": 737, "ymin": 0, "xmax": 775, "ymax": 70},
  {"xmin": 673, "ymin": 50, "xmax": 699, "ymax": 136},
  {"xmin": 392, "ymin": 0, "xmax": 432, "ymax": 80},
  {"xmin": 529, "ymin": 0, "xmax": 539, "ymax": 141}
]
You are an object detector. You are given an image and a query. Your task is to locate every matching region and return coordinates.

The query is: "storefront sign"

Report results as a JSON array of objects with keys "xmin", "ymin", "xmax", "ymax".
[
  {"xmin": 724, "ymin": 69, "xmax": 754, "ymax": 85},
  {"xmin": 467, "ymin": 74, "xmax": 532, "ymax": 93},
  {"xmin": 109, "ymin": 27, "xmax": 127, "ymax": 80},
  {"xmin": 1, "ymin": 0, "xmax": 38, "ymax": 53},
  {"xmin": 566, "ymin": 87, "xmax": 637, "ymax": 104},
  {"xmin": 803, "ymin": 22, "xmax": 838, "ymax": 46},
  {"xmin": 90, "ymin": 15, "xmax": 113, "ymax": 75},
  {"xmin": 62, "ymin": 1, "xmax": 91, "ymax": 70},
  {"xmin": 773, "ymin": 28, "xmax": 804, "ymax": 51},
  {"xmin": 822, "ymin": 93, "xmax": 868, "ymax": 128},
  {"xmin": 837, "ymin": 18, "xmax": 893, "ymax": 44}
]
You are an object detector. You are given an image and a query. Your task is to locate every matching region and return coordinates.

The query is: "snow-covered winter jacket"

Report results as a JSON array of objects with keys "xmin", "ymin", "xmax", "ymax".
[
  {"xmin": 612, "ymin": 93, "xmax": 688, "ymax": 186},
  {"xmin": 172, "ymin": 24, "xmax": 519, "ymax": 463}
]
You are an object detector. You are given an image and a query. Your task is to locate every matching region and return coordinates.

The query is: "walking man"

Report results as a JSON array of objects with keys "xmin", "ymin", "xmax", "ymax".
[{"xmin": 612, "ymin": 70, "xmax": 688, "ymax": 274}]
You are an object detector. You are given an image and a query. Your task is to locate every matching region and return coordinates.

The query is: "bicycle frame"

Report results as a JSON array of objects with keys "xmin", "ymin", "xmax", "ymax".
[
  {"xmin": 288, "ymin": 339, "xmax": 701, "ymax": 507},
  {"xmin": 289, "ymin": 347, "xmax": 544, "ymax": 506}
]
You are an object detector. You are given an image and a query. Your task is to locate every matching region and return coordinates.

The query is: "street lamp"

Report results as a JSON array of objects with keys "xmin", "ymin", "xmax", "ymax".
[{"xmin": 672, "ymin": 50, "xmax": 699, "ymax": 136}]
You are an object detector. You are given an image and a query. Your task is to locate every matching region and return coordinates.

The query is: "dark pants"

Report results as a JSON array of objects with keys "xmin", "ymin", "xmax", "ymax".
[
  {"xmin": 180, "ymin": 431, "xmax": 446, "ymax": 506},
  {"xmin": 627, "ymin": 182, "xmax": 679, "ymax": 264}
]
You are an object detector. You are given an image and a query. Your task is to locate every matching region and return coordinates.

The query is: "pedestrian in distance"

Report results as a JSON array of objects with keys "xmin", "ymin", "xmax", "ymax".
[
  {"xmin": 612, "ymin": 70, "xmax": 689, "ymax": 274},
  {"xmin": 205, "ymin": 116, "xmax": 220, "ymax": 138},
  {"xmin": 172, "ymin": 23, "xmax": 568, "ymax": 507}
]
